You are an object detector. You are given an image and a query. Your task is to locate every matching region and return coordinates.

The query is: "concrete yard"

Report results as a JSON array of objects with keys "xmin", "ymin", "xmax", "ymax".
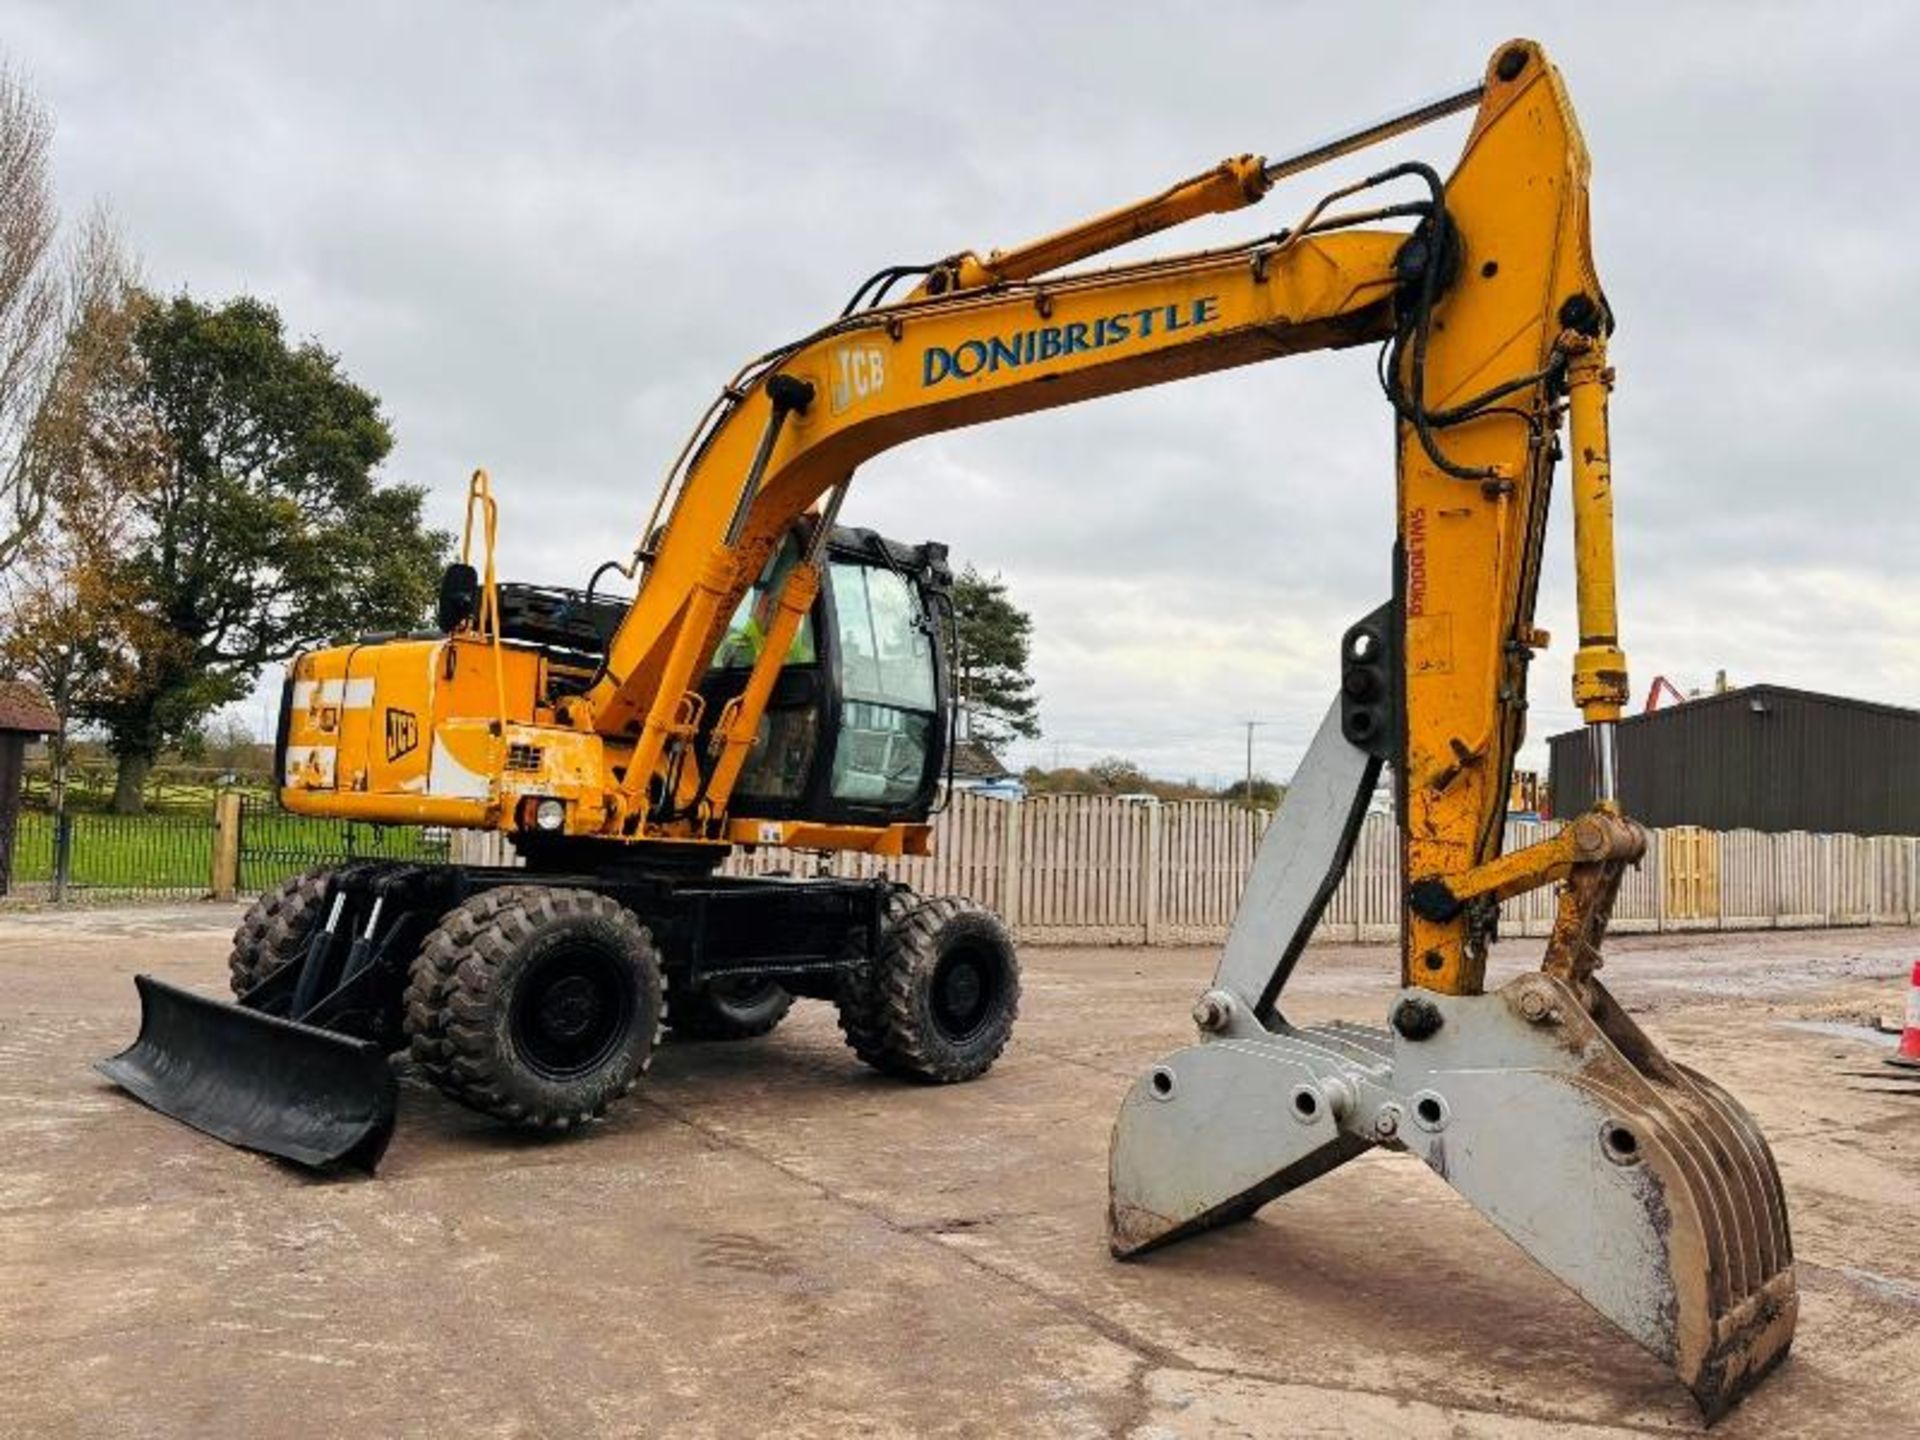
[{"xmin": 2, "ymin": 906, "xmax": 1917, "ymax": 1438}]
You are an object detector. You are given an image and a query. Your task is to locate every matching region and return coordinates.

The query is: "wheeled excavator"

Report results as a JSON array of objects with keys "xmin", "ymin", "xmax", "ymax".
[{"xmin": 99, "ymin": 41, "xmax": 1795, "ymax": 1419}]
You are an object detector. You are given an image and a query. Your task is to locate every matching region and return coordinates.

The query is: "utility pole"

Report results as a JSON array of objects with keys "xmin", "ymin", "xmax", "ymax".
[{"xmin": 1241, "ymin": 720, "xmax": 1269, "ymax": 806}]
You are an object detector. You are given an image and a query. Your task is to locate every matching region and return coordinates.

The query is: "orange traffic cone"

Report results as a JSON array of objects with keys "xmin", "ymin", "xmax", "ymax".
[{"xmin": 1889, "ymin": 959, "xmax": 1920, "ymax": 1070}]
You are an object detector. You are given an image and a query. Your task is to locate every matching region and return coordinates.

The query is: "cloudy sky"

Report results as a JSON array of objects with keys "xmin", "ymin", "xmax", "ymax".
[{"xmin": 10, "ymin": 3, "xmax": 1917, "ymax": 785}]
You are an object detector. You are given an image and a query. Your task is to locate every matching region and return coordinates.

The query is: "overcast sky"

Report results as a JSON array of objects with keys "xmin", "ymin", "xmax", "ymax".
[{"xmin": 10, "ymin": 3, "xmax": 1917, "ymax": 785}]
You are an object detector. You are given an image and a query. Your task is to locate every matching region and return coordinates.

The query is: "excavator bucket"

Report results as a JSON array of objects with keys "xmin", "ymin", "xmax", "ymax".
[
  {"xmin": 1110, "ymin": 974, "xmax": 1796, "ymax": 1421},
  {"xmin": 96, "ymin": 974, "xmax": 396, "ymax": 1172},
  {"xmin": 1109, "ymin": 699, "xmax": 1796, "ymax": 1422}
]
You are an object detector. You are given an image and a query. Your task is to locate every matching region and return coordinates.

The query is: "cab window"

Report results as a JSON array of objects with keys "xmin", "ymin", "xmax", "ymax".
[
  {"xmin": 829, "ymin": 562, "xmax": 936, "ymax": 803},
  {"xmin": 831, "ymin": 564, "xmax": 933, "ymax": 709},
  {"xmin": 735, "ymin": 708, "xmax": 819, "ymax": 801}
]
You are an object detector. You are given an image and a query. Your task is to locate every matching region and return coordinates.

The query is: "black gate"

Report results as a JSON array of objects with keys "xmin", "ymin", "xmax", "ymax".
[
  {"xmin": 0, "ymin": 808, "xmax": 218, "ymax": 901},
  {"xmin": 237, "ymin": 797, "xmax": 451, "ymax": 893}
]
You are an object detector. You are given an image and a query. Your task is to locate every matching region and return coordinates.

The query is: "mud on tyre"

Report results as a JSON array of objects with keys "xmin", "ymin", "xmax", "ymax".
[
  {"xmin": 403, "ymin": 885, "xmax": 663, "ymax": 1130},
  {"xmin": 835, "ymin": 892, "xmax": 1019, "ymax": 1083}
]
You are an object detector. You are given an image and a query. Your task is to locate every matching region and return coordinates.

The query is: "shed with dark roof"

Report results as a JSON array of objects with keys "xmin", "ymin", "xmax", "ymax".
[
  {"xmin": 0, "ymin": 681, "xmax": 59, "ymax": 897},
  {"xmin": 1548, "ymin": 684, "xmax": 1920, "ymax": 836}
]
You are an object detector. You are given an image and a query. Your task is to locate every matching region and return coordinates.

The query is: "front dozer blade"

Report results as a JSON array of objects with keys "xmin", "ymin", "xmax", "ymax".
[
  {"xmin": 96, "ymin": 974, "xmax": 396, "ymax": 1172},
  {"xmin": 1110, "ymin": 973, "xmax": 1797, "ymax": 1422}
]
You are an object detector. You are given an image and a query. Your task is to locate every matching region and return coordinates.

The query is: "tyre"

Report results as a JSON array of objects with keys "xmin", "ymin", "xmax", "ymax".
[
  {"xmin": 835, "ymin": 892, "xmax": 1020, "ymax": 1083},
  {"xmin": 403, "ymin": 885, "xmax": 663, "ymax": 1130},
  {"xmin": 228, "ymin": 867, "xmax": 334, "ymax": 997},
  {"xmin": 666, "ymin": 977, "xmax": 794, "ymax": 1040}
]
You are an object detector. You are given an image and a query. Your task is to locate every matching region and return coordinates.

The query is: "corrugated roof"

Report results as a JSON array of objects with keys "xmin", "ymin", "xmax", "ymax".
[
  {"xmin": 0, "ymin": 681, "xmax": 58, "ymax": 735},
  {"xmin": 1619, "ymin": 683, "xmax": 1920, "ymax": 728}
]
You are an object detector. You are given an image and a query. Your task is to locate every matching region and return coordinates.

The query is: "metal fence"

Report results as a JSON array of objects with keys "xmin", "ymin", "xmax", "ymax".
[
  {"xmin": 0, "ymin": 796, "xmax": 449, "ymax": 904},
  {"xmin": 4, "ymin": 808, "xmax": 219, "ymax": 902},
  {"xmin": 235, "ymin": 797, "xmax": 448, "ymax": 892}
]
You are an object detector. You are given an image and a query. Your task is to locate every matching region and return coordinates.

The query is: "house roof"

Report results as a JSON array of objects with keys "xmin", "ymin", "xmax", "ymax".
[
  {"xmin": 948, "ymin": 738, "xmax": 1011, "ymax": 782},
  {"xmin": 0, "ymin": 681, "xmax": 59, "ymax": 736}
]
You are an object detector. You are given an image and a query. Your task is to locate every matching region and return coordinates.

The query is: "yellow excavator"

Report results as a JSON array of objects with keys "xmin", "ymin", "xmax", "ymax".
[{"xmin": 99, "ymin": 40, "xmax": 1794, "ymax": 1419}]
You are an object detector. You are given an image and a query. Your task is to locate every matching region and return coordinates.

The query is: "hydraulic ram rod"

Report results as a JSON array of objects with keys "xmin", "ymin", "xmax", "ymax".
[
  {"xmin": 1565, "ymin": 335, "xmax": 1629, "ymax": 806},
  {"xmin": 919, "ymin": 79, "xmax": 1484, "ymax": 297},
  {"xmin": 1261, "ymin": 83, "xmax": 1485, "ymax": 185}
]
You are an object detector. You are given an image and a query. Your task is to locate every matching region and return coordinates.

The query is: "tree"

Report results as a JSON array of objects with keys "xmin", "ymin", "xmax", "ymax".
[
  {"xmin": 1219, "ymin": 775, "xmax": 1285, "ymax": 808},
  {"xmin": 951, "ymin": 564, "xmax": 1040, "ymax": 750},
  {"xmin": 0, "ymin": 61, "xmax": 123, "ymax": 571},
  {"xmin": 198, "ymin": 713, "xmax": 271, "ymax": 780},
  {"xmin": 0, "ymin": 253, "xmax": 150, "ymax": 811},
  {"xmin": 1087, "ymin": 756, "xmax": 1151, "ymax": 793},
  {"xmin": 19, "ymin": 291, "xmax": 450, "ymax": 811},
  {"xmin": 1019, "ymin": 756, "xmax": 1218, "ymax": 799}
]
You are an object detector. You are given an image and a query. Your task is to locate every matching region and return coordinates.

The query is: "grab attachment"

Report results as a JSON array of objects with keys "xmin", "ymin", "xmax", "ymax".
[{"xmin": 1109, "ymin": 663, "xmax": 1795, "ymax": 1422}]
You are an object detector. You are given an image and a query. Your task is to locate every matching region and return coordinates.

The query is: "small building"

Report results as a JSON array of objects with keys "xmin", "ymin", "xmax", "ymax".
[
  {"xmin": 944, "ymin": 738, "xmax": 1024, "ymax": 801},
  {"xmin": 0, "ymin": 681, "xmax": 60, "ymax": 897},
  {"xmin": 1548, "ymin": 684, "xmax": 1920, "ymax": 836}
]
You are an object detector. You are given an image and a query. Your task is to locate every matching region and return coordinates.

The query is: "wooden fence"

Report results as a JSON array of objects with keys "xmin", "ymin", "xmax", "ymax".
[{"xmin": 452, "ymin": 791, "xmax": 1920, "ymax": 945}]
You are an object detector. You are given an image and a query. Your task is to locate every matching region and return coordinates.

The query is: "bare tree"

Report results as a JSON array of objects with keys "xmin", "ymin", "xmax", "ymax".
[
  {"xmin": 0, "ymin": 255, "xmax": 145, "ymax": 812},
  {"xmin": 0, "ymin": 60, "xmax": 130, "ymax": 571},
  {"xmin": 0, "ymin": 60, "xmax": 62, "ymax": 569}
]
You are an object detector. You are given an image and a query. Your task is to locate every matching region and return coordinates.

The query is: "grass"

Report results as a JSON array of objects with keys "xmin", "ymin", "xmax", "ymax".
[
  {"xmin": 236, "ymin": 811, "xmax": 448, "ymax": 890},
  {"xmin": 19, "ymin": 767, "xmax": 275, "ymax": 818},
  {"xmin": 6, "ymin": 804, "xmax": 447, "ymax": 896}
]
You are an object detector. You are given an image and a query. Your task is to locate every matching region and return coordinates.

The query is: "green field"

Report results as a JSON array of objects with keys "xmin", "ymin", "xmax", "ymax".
[{"xmin": 6, "ymin": 805, "xmax": 447, "ymax": 896}]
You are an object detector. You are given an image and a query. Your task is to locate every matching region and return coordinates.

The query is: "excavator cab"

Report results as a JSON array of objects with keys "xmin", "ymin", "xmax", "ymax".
[
  {"xmin": 698, "ymin": 526, "xmax": 952, "ymax": 830},
  {"xmin": 426, "ymin": 520, "xmax": 954, "ymax": 833}
]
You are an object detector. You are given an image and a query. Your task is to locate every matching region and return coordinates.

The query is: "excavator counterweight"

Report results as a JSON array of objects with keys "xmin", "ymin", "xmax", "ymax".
[{"xmin": 97, "ymin": 37, "xmax": 1794, "ymax": 1419}]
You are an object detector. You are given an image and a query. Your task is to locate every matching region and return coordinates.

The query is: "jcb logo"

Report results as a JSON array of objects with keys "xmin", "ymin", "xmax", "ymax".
[
  {"xmin": 829, "ymin": 343, "xmax": 887, "ymax": 415},
  {"xmin": 384, "ymin": 708, "xmax": 419, "ymax": 763}
]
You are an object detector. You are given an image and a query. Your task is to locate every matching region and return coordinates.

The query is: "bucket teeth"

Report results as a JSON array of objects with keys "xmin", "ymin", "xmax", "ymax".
[
  {"xmin": 1109, "ymin": 974, "xmax": 1795, "ymax": 1422},
  {"xmin": 97, "ymin": 974, "xmax": 397, "ymax": 1172},
  {"xmin": 1558, "ymin": 982, "xmax": 1798, "ymax": 1419}
]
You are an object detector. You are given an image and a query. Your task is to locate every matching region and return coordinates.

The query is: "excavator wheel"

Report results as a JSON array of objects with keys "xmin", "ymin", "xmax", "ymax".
[
  {"xmin": 403, "ymin": 885, "xmax": 663, "ymax": 1131},
  {"xmin": 666, "ymin": 978, "xmax": 794, "ymax": 1041},
  {"xmin": 227, "ymin": 866, "xmax": 335, "ymax": 996},
  {"xmin": 836, "ymin": 893, "xmax": 1020, "ymax": 1083}
]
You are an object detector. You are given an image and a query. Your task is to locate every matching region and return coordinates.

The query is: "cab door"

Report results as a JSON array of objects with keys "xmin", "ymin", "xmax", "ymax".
[
  {"xmin": 699, "ymin": 534, "xmax": 825, "ymax": 811},
  {"xmin": 818, "ymin": 555, "xmax": 945, "ymax": 823},
  {"xmin": 703, "ymin": 528, "xmax": 950, "ymax": 828}
]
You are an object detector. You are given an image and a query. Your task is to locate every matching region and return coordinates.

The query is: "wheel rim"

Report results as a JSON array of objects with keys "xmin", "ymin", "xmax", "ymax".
[
  {"xmin": 509, "ymin": 942, "xmax": 637, "ymax": 1080},
  {"xmin": 930, "ymin": 943, "xmax": 1002, "ymax": 1043}
]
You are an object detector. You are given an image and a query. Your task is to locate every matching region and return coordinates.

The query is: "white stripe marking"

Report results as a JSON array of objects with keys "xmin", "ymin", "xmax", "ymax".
[
  {"xmin": 282, "ymin": 745, "xmax": 338, "ymax": 786},
  {"xmin": 290, "ymin": 678, "xmax": 375, "ymax": 710},
  {"xmin": 428, "ymin": 740, "xmax": 491, "ymax": 799}
]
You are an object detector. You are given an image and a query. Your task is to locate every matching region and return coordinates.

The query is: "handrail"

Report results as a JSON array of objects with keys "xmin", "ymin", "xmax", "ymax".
[{"xmin": 463, "ymin": 470, "xmax": 511, "ymax": 763}]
